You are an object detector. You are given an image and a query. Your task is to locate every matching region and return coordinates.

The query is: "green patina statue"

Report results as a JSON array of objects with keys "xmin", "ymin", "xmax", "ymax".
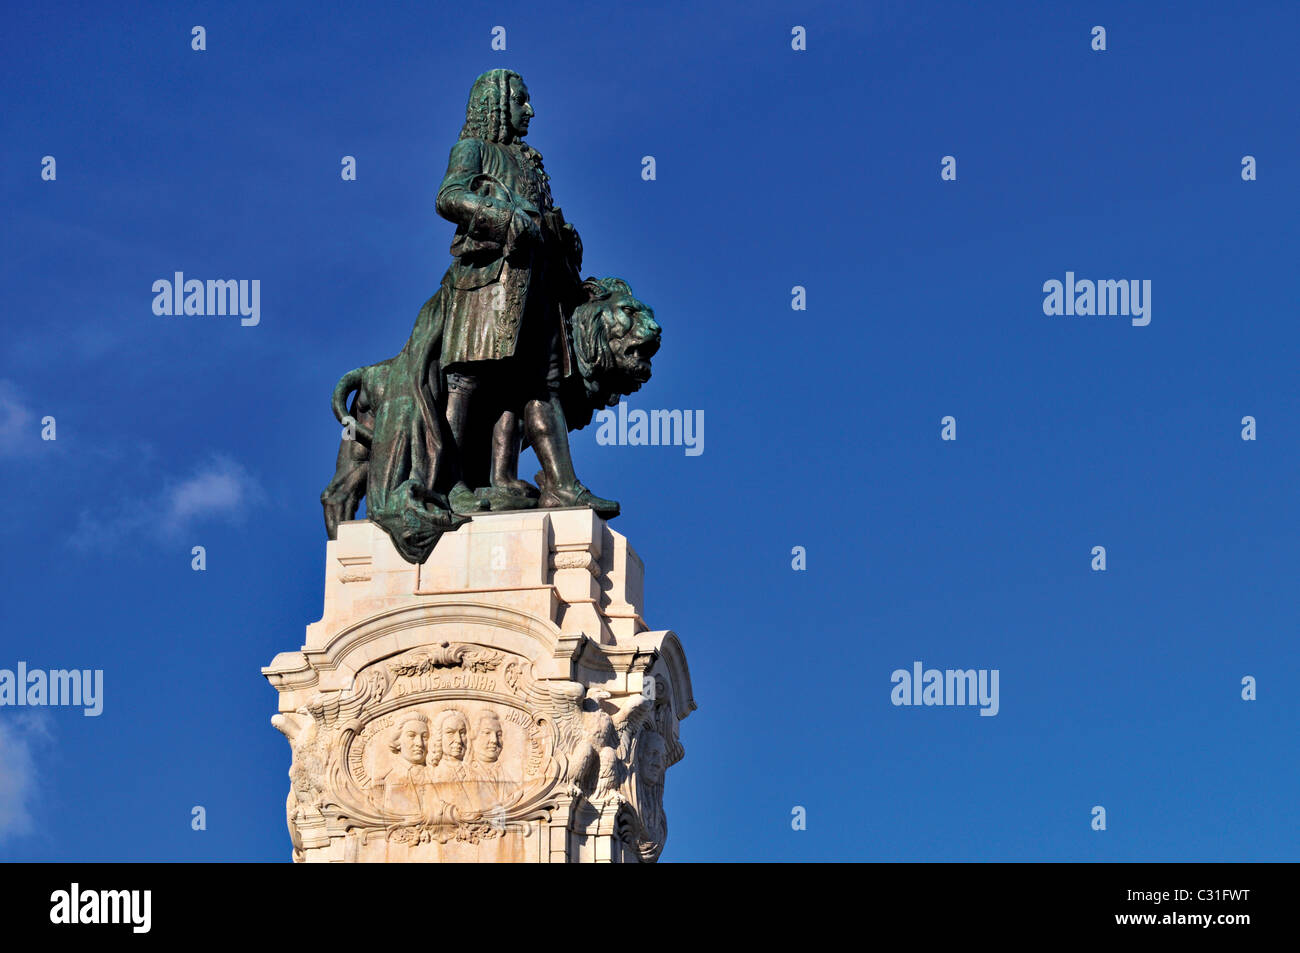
[{"xmin": 321, "ymin": 69, "xmax": 661, "ymax": 564}]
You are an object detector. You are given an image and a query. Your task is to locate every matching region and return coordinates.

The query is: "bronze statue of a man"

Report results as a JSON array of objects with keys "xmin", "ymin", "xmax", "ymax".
[
  {"xmin": 320, "ymin": 69, "xmax": 660, "ymax": 564},
  {"xmin": 435, "ymin": 69, "xmax": 617, "ymax": 517}
]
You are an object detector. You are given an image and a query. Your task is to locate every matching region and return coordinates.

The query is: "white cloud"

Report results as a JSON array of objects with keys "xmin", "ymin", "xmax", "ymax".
[
  {"xmin": 0, "ymin": 380, "xmax": 35, "ymax": 452},
  {"xmin": 71, "ymin": 454, "xmax": 265, "ymax": 550},
  {"xmin": 159, "ymin": 455, "xmax": 263, "ymax": 536},
  {"xmin": 0, "ymin": 712, "xmax": 51, "ymax": 841}
]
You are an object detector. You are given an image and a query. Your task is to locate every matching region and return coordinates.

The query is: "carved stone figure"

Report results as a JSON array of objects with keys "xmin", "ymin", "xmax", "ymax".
[
  {"xmin": 319, "ymin": 70, "xmax": 662, "ymax": 564},
  {"xmin": 467, "ymin": 710, "xmax": 515, "ymax": 813},
  {"xmin": 371, "ymin": 713, "xmax": 441, "ymax": 818},
  {"xmin": 272, "ymin": 708, "xmax": 329, "ymax": 863},
  {"xmin": 633, "ymin": 729, "xmax": 667, "ymax": 833},
  {"xmin": 429, "ymin": 708, "xmax": 476, "ymax": 815}
]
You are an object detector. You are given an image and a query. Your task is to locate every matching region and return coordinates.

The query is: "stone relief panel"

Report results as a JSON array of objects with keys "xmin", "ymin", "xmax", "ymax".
[
  {"xmin": 274, "ymin": 639, "xmax": 685, "ymax": 861},
  {"xmin": 357, "ymin": 703, "xmax": 533, "ymax": 826}
]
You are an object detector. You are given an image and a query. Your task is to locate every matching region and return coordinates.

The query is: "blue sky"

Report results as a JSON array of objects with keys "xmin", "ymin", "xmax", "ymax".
[{"xmin": 1, "ymin": 0, "xmax": 1297, "ymax": 861}]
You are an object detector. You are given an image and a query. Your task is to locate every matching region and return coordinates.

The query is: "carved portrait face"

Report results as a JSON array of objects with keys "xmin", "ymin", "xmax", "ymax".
[
  {"xmin": 440, "ymin": 711, "xmax": 468, "ymax": 761},
  {"xmin": 507, "ymin": 78, "xmax": 533, "ymax": 139},
  {"xmin": 640, "ymin": 732, "xmax": 666, "ymax": 785},
  {"xmin": 395, "ymin": 719, "xmax": 429, "ymax": 765},
  {"xmin": 475, "ymin": 712, "xmax": 503, "ymax": 763},
  {"xmin": 385, "ymin": 714, "xmax": 430, "ymax": 764}
]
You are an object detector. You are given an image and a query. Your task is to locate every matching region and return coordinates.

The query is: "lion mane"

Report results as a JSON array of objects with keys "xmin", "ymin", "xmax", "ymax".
[{"xmin": 563, "ymin": 277, "xmax": 662, "ymax": 430}]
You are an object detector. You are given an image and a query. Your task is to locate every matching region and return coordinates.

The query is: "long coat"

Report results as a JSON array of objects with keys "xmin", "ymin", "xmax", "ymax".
[{"xmin": 434, "ymin": 137, "xmax": 577, "ymax": 367}]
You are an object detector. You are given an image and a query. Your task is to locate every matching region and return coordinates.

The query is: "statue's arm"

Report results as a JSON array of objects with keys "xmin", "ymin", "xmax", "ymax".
[
  {"xmin": 435, "ymin": 139, "xmax": 529, "ymax": 247},
  {"xmin": 543, "ymin": 207, "xmax": 584, "ymax": 302},
  {"xmin": 549, "ymin": 207, "xmax": 583, "ymax": 271}
]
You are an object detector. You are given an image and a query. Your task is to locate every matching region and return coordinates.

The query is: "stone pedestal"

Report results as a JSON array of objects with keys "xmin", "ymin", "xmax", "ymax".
[{"xmin": 263, "ymin": 508, "xmax": 695, "ymax": 863}]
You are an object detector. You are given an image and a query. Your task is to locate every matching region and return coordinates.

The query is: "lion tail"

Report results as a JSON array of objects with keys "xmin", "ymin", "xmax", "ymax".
[{"xmin": 331, "ymin": 367, "xmax": 374, "ymax": 444}]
